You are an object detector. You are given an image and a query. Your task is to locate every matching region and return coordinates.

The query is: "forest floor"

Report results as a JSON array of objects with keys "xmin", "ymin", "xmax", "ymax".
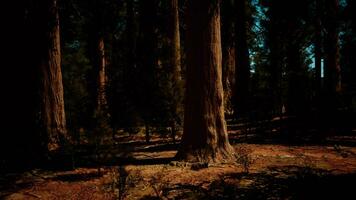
[{"xmin": 1, "ymin": 130, "xmax": 356, "ymax": 200}]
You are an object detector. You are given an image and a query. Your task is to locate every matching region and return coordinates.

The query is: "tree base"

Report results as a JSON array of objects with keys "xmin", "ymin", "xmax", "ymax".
[{"xmin": 175, "ymin": 144, "xmax": 235, "ymax": 163}]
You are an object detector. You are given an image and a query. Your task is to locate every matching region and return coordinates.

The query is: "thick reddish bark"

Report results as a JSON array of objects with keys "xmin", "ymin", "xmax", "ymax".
[
  {"xmin": 39, "ymin": 0, "xmax": 69, "ymax": 151},
  {"xmin": 176, "ymin": 0, "xmax": 234, "ymax": 162}
]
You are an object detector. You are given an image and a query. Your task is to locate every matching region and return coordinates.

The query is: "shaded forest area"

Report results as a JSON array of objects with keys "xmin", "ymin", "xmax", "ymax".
[{"xmin": 1, "ymin": 0, "xmax": 356, "ymax": 199}]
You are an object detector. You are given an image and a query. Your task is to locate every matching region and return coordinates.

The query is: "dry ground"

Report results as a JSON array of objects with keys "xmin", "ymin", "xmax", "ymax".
[{"xmin": 1, "ymin": 133, "xmax": 356, "ymax": 200}]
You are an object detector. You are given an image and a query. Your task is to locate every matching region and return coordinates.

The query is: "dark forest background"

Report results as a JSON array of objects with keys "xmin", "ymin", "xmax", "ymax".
[{"xmin": 1, "ymin": 0, "xmax": 356, "ymax": 170}]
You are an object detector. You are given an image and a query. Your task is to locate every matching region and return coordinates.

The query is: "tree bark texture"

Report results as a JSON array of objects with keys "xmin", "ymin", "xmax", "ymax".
[
  {"xmin": 176, "ymin": 0, "xmax": 234, "ymax": 162},
  {"xmin": 168, "ymin": 0, "xmax": 182, "ymax": 82},
  {"xmin": 38, "ymin": 0, "xmax": 69, "ymax": 151},
  {"xmin": 221, "ymin": 0, "xmax": 236, "ymax": 114}
]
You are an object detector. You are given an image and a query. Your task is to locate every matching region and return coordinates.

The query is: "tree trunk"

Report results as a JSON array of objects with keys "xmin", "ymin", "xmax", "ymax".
[
  {"xmin": 315, "ymin": 0, "xmax": 322, "ymax": 99},
  {"xmin": 176, "ymin": 0, "xmax": 234, "ymax": 163},
  {"xmin": 39, "ymin": 0, "xmax": 69, "ymax": 151},
  {"xmin": 325, "ymin": 0, "xmax": 341, "ymax": 96},
  {"xmin": 234, "ymin": 0, "xmax": 250, "ymax": 117},
  {"xmin": 324, "ymin": 0, "xmax": 341, "ymax": 130},
  {"xmin": 286, "ymin": 38, "xmax": 306, "ymax": 117},
  {"xmin": 125, "ymin": 0, "xmax": 137, "ymax": 91},
  {"xmin": 137, "ymin": 0, "xmax": 158, "ymax": 130},
  {"xmin": 314, "ymin": 0, "xmax": 323, "ymax": 131},
  {"xmin": 168, "ymin": 0, "xmax": 182, "ymax": 82},
  {"xmin": 167, "ymin": 0, "xmax": 183, "ymax": 138},
  {"xmin": 96, "ymin": 37, "xmax": 107, "ymax": 113},
  {"xmin": 221, "ymin": 0, "xmax": 236, "ymax": 114}
]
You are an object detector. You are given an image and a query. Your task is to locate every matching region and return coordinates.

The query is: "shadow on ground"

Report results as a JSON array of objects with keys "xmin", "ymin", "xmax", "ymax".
[{"xmin": 142, "ymin": 166, "xmax": 356, "ymax": 200}]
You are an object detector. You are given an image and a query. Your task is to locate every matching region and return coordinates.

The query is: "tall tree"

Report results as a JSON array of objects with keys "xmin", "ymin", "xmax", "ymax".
[
  {"xmin": 176, "ymin": 0, "xmax": 234, "ymax": 162},
  {"xmin": 38, "ymin": 0, "xmax": 70, "ymax": 151},
  {"xmin": 285, "ymin": 0, "xmax": 312, "ymax": 117},
  {"xmin": 84, "ymin": 0, "xmax": 116, "ymax": 136},
  {"xmin": 90, "ymin": 0, "xmax": 108, "ymax": 116},
  {"xmin": 315, "ymin": 0, "xmax": 323, "ymax": 100},
  {"xmin": 96, "ymin": 37, "xmax": 107, "ymax": 114},
  {"xmin": 324, "ymin": 0, "xmax": 341, "ymax": 97},
  {"xmin": 322, "ymin": 0, "xmax": 341, "ymax": 130},
  {"xmin": 167, "ymin": 0, "xmax": 183, "ymax": 141},
  {"xmin": 137, "ymin": 0, "xmax": 159, "ymax": 142},
  {"xmin": 263, "ymin": 0, "xmax": 285, "ymax": 115},
  {"xmin": 168, "ymin": 0, "xmax": 182, "ymax": 82},
  {"xmin": 341, "ymin": 0, "xmax": 356, "ymax": 105},
  {"xmin": 121, "ymin": 0, "xmax": 139, "ymax": 127},
  {"xmin": 221, "ymin": 0, "xmax": 236, "ymax": 114},
  {"xmin": 234, "ymin": 0, "xmax": 251, "ymax": 117}
]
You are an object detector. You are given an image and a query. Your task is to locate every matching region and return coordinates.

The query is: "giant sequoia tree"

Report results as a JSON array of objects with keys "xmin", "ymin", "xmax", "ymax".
[
  {"xmin": 176, "ymin": 0, "xmax": 234, "ymax": 162},
  {"xmin": 38, "ymin": 0, "xmax": 70, "ymax": 151}
]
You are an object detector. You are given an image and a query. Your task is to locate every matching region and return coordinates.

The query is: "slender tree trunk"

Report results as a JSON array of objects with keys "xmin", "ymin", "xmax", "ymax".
[
  {"xmin": 325, "ymin": 0, "xmax": 341, "ymax": 95},
  {"xmin": 315, "ymin": 0, "xmax": 323, "ymax": 132},
  {"xmin": 96, "ymin": 37, "xmax": 107, "ymax": 113},
  {"xmin": 168, "ymin": 0, "xmax": 182, "ymax": 82},
  {"xmin": 221, "ymin": 0, "xmax": 236, "ymax": 114},
  {"xmin": 125, "ymin": 0, "xmax": 137, "ymax": 90},
  {"xmin": 39, "ymin": 0, "xmax": 69, "ymax": 151},
  {"xmin": 315, "ymin": 0, "xmax": 322, "ymax": 99},
  {"xmin": 268, "ymin": 28, "xmax": 283, "ymax": 115},
  {"xmin": 286, "ymin": 38, "xmax": 305, "ymax": 117},
  {"xmin": 234, "ymin": 0, "xmax": 250, "ymax": 117},
  {"xmin": 324, "ymin": 0, "xmax": 341, "ymax": 130},
  {"xmin": 176, "ymin": 0, "xmax": 234, "ymax": 162},
  {"xmin": 267, "ymin": 0, "xmax": 285, "ymax": 116},
  {"xmin": 168, "ymin": 0, "xmax": 183, "ymax": 143},
  {"xmin": 138, "ymin": 0, "xmax": 158, "ymax": 138}
]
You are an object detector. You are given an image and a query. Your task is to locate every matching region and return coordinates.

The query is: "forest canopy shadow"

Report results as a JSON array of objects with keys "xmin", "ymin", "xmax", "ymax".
[{"xmin": 143, "ymin": 166, "xmax": 356, "ymax": 200}]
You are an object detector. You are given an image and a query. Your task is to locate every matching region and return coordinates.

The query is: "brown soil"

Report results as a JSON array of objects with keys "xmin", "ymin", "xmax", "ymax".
[{"xmin": 1, "ymin": 134, "xmax": 356, "ymax": 200}]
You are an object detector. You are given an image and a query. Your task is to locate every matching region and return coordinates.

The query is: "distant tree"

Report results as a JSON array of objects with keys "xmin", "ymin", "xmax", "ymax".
[
  {"xmin": 314, "ymin": 0, "xmax": 323, "ymax": 102},
  {"xmin": 176, "ymin": 0, "xmax": 234, "ymax": 162},
  {"xmin": 324, "ymin": 0, "xmax": 341, "ymax": 98},
  {"xmin": 83, "ymin": 0, "xmax": 123, "ymax": 137},
  {"xmin": 341, "ymin": 0, "xmax": 356, "ymax": 109},
  {"xmin": 137, "ymin": 0, "xmax": 159, "ymax": 142},
  {"xmin": 262, "ymin": 0, "xmax": 314, "ymax": 118},
  {"xmin": 317, "ymin": 0, "xmax": 341, "ymax": 131},
  {"xmin": 89, "ymin": 0, "xmax": 109, "ymax": 120},
  {"xmin": 261, "ymin": 0, "xmax": 286, "ymax": 115},
  {"xmin": 60, "ymin": 0, "xmax": 94, "ymax": 137},
  {"xmin": 167, "ymin": 0, "xmax": 183, "ymax": 141},
  {"xmin": 168, "ymin": 0, "xmax": 182, "ymax": 83},
  {"xmin": 96, "ymin": 37, "xmax": 107, "ymax": 114},
  {"xmin": 234, "ymin": 0, "xmax": 251, "ymax": 118}
]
